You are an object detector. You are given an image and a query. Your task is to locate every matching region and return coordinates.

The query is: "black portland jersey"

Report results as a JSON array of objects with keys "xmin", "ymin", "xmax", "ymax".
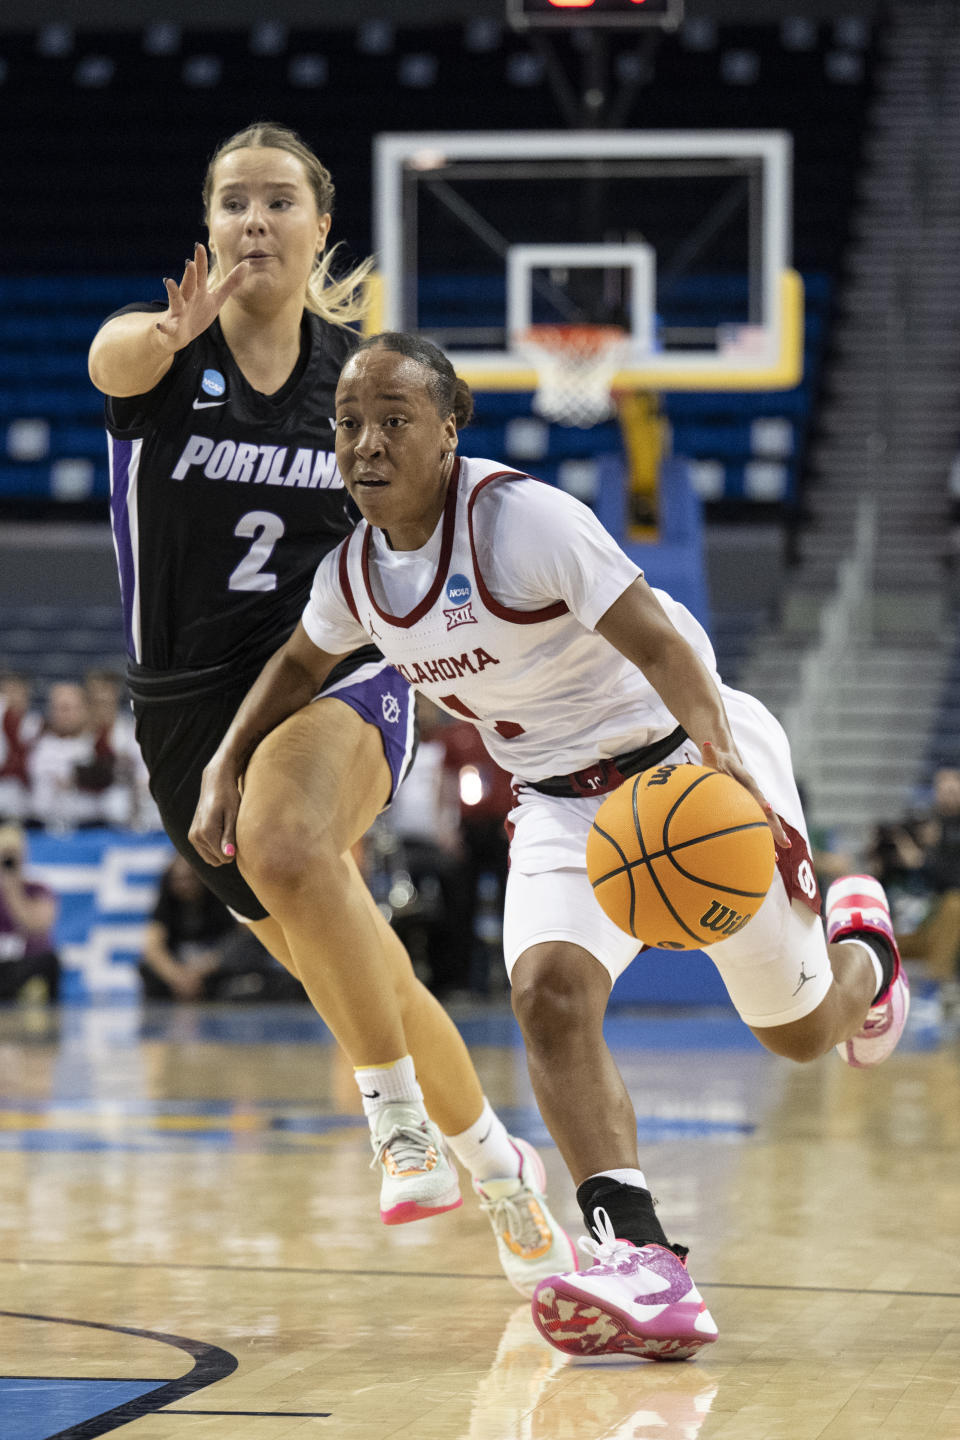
[{"xmin": 104, "ymin": 306, "xmax": 359, "ymax": 678}]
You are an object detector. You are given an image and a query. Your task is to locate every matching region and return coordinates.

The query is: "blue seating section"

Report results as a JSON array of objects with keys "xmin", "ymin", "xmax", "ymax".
[
  {"xmin": 0, "ymin": 265, "xmax": 828, "ymax": 506},
  {"xmin": 0, "ymin": 274, "xmax": 157, "ymax": 502},
  {"xmin": 0, "ymin": 605, "xmax": 125, "ymax": 689},
  {"xmin": 0, "ymin": 19, "xmax": 872, "ymax": 510}
]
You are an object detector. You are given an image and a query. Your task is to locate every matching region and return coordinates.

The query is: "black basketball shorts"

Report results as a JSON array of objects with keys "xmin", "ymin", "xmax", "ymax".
[{"xmin": 134, "ymin": 660, "xmax": 416, "ymax": 921}]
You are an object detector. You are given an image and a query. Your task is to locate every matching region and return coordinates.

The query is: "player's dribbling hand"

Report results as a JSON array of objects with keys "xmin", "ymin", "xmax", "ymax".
[
  {"xmin": 189, "ymin": 762, "xmax": 241, "ymax": 867},
  {"xmin": 154, "ymin": 242, "xmax": 248, "ymax": 353},
  {"xmin": 701, "ymin": 740, "xmax": 791, "ymax": 850}
]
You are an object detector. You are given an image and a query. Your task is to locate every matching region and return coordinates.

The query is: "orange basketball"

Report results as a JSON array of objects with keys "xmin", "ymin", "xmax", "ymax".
[{"xmin": 585, "ymin": 763, "xmax": 776, "ymax": 949}]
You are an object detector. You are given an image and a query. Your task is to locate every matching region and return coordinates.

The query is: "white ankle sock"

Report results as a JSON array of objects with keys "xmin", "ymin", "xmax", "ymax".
[
  {"xmin": 837, "ymin": 937, "xmax": 885, "ymax": 1001},
  {"xmin": 444, "ymin": 1097, "xmax": 521, "ymax": 1182},
  {"xmin": 353, "ymin": 1054, "xmax": 422, "ymax": 1118},
  {"xmin": 586, "ymin": 1167, "xmax": 649, "ymax": 1191}
]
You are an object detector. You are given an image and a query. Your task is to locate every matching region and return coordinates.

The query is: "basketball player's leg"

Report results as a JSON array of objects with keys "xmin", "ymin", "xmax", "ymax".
[
  {"xmin": 238, "ymin": 696, "xmax": 481, "ymax": 1126},
  {"xmin": 356, "ymin": 868, "xmax": 575, "ymax": 1289},
  {"xmin": 510, "ymin": 940, "xmax": 638, "ymax": 1182},
  {"xmin": 238, "ymin": 696, "xmax": 573, "ymax": 1267},
  {"xmin": 713, "ymin": 690, "xmax": 907, "ymax": 1065},
  {"xmin": 747, "ymin": 942, "xmax": 878, "ymax": 1061},
  {"xmin": 139, "ymin": 682, "xmax": 529, "ymax": 1234},
  {"xmin": 250, "ymin": 857, "xmax": 484, "ymax": 1130},
  {"xmin": 505, "ymin": 866, "xmax": 679, "ymax": 1244},
  {"xmin": 708, "ymin": 879, "xmax": 904, "ymax": 1064},
  {"xmin": 247, "ymin": 914, "xmax": 299, "ymax": 977},
  {"xmin": 506, "ymin": 869, "xmax": 718, "ymax": 1359},
  {"xmin": 256, "ymin": 854, "xmax": 485, "ymax": 1130},
  {"xmin": 237, "ymin": 696, "xmax": 405, "ymax": 1060},
  {"xmin": 350, "ymin": 871, "xmax": 483, "ymax": 1132},
  {"xmin": 236, "ymin": 696, "xmax": 470, "ymax": 1222}
]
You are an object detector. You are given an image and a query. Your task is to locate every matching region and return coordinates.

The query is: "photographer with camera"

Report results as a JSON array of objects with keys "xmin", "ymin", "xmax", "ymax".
[{"xmin": 0, "ymin": 819, "xmax": 60, "ymax": 1004}]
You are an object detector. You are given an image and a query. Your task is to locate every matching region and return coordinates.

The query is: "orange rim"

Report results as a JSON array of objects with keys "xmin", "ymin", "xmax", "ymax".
[{"xmin": 520, "ymin": 323, "xmax": 628, "ymax": 356}]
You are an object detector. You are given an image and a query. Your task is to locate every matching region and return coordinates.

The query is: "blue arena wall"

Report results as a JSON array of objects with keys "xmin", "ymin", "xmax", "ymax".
[
  {"xmin": 25, "ymin": 829, "xmax": 731, "ymax": 1007},
  {"xmin": 610, "ymin": 946, "xmax": 730, "ymax": 1007},
  {"xmin": 28, "ymin": 829, "xmax": 173, "ymax": 1002}
]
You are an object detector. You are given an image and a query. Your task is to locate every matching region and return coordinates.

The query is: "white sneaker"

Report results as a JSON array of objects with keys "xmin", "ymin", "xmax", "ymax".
[
  {"xmin": 369, "ymin": 1101, "xmax": 462, "ymax": 1225},
  {"xmin": 473, "ymin": 1136, "xmax": 577, "ymax": 1298},
  {"xmin": 532, "ymin": 1208, "xmax": 718, "ymax": 1361}
]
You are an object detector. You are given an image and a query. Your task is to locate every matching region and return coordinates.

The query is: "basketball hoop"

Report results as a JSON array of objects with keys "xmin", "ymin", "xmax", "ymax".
[{"xmin": 518, "ymin": 324, "xmax": 632, "ymax": 428}]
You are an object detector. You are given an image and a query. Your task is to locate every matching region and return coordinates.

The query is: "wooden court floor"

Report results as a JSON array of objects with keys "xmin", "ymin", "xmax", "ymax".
[{"xmin": 0, "ymin": 993, "xmax": 958, "ymax": 1440}]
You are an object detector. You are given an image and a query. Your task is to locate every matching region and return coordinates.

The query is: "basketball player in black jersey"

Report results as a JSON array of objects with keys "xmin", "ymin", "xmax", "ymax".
[{"xmin": 87, "ymin": 123, "xmax": 572, "ymax": 1293}]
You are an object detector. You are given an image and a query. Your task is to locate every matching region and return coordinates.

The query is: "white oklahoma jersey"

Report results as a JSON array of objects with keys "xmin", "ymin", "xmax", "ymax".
[
  {"xmin": 304, "ymin": 454, "xmax": 830, "ymax": 1029},
  {"xmin": 302, "ymin": 455, "xmax": 718, "ymax": 782}
]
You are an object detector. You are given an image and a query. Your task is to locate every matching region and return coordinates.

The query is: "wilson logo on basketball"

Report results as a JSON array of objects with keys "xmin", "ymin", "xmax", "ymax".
[
  {"xmin": 698, "ymin": 900, "xmax": 752, "ymax": 938},
  {"xmin": 585, "ymin": 763, "xmax": 776, "ymax": 948}
]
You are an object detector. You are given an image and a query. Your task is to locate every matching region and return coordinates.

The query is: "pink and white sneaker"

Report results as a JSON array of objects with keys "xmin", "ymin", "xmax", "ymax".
[
  {"xmin": 531, "ymin": 1208, "xmax": 718, "ymax": 1361},
  {"xmin": 826, "ymin": 874, "xmax": 910, "ymax": 1068}
]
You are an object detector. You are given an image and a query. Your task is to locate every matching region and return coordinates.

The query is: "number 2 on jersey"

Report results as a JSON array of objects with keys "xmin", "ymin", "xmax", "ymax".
[{"xmin": 229, "ymin": 511, "xmax": 285, "ymax": 592}]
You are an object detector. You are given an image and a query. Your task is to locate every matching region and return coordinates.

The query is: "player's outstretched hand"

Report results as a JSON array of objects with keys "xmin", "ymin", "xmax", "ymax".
[
  {"xmin": 154, "ymin": 242, "xmax": 248, "ymax": 354},
  {"xmin": 189, "ymin": 761, "xmax": 241, "ymax": 868},
  {"xmin": 701, "ymin": 739, "xmax": 791, "ymax": 850}
]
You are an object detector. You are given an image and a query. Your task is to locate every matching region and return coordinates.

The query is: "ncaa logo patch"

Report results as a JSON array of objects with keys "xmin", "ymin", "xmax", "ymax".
[
  {"xmin": 443, "ymin": 572, "xmax": 477, "ymax": 631},
  {"xmin": 446, "ymin": 574, "xmax": 472, "ymax": 607},
  {"xmin": 201, "ymin": 368, "xmax": 226, "ymax": 397}
]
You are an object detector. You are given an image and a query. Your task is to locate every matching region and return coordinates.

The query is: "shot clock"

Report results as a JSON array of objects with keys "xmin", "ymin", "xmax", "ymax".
[{"xmin": 507, "ymin": 0, "xmax": 684, "ymax": 28}]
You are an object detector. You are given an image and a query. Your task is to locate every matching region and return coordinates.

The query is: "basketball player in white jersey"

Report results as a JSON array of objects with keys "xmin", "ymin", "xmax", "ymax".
[{"xmin": 191, "ymin": 333, "xmax": 909, "ymax": 1361}]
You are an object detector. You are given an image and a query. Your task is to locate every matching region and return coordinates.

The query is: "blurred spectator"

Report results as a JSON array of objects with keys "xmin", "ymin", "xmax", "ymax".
[
  {"xmin": 28, "ymin": 682, "xmax": 134, "ymax": 830},
  {"xmin": 141, "ymin": 853, "xmax": 307, "ymax": 1002},
  {"xmin": 380, "ymin": 712, "xmax": 471, "ymax": 997},
  {"xmin": 370, "ymin": 698, "xmax": 514, "ymax": 996},
  {"xmin": 0, "ymin": 673, "xmax": 43, "ymax": 823},
  {"xmin": 868, "ymin": 817, "xmax": 933, "ymax": 895},
  {"xmin": 893, "ymin": 768, "xmax": 960, "ymax": 991},
  {"xmin": 84, "ymin": 668, "xmax": 161, "ymax": 830},
  {"xmin": 140, "ymin": 854, "xmax": 238, "ymax": 1000},
  {"xmin": 0, "ymin": 819, "xmax": 60, "ymax": 1004},
  {"xmin": 433, "ymin": 715, "xmax": 513, "ymax": 994}
]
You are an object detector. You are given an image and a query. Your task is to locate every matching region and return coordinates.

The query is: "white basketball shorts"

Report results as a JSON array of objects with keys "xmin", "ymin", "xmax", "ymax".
[{"xmin": 502, "ymin": 687, "xmax": 834, "ymax": 1029}]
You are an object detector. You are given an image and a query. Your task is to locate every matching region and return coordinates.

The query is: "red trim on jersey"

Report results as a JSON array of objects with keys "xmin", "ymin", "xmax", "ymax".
[
  {"xmin": 337, "ymin": 535, "xmax": 361, "ymax": 624},
  {"xmin": 359, "ymin": 458, "xmax": 462, "ymax": 629},
  {"xmin": 467, "ymin": 472, "xmax": 569, "ymax": 625}
]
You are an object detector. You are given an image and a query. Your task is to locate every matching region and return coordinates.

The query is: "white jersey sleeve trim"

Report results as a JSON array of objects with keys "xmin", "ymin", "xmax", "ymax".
[{"xmin": 302, "ymin": 538, "xmax": 369, "ymax": 655}]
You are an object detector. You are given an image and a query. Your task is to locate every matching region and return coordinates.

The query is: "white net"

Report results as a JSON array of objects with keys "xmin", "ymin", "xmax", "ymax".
[{"xmin": 518, "ymin": 324, "xmax": 632, "ymax": 427}]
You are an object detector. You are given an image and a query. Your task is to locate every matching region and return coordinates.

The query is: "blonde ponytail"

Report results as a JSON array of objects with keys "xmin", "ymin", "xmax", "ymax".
[{"xmin": 305, "ymin": 246, "xmax": 376, "ymax": 327}]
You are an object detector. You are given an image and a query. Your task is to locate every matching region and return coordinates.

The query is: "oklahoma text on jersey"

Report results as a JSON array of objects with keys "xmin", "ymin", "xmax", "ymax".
[
  {"xmin": 172, "ymin": 435, "xmax": 344, "ymax": 489},
  {"xmin": 393, "ymin": 647, "xmax": 501, "ymax": 686}
]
